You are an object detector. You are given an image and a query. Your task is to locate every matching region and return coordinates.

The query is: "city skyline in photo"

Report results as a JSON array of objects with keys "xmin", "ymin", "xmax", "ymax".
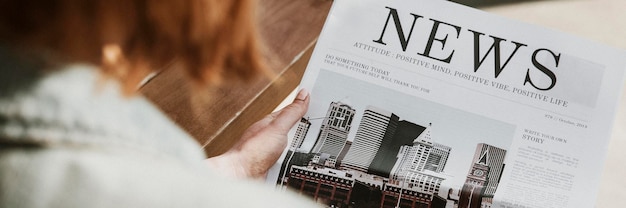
[
  {"xmin": 279, "ymin": 97, "xmax": 510, "ymax": 207},
  {"xmin": 295, "ymin": 69, "xmax": 516, "ymax": 189}
]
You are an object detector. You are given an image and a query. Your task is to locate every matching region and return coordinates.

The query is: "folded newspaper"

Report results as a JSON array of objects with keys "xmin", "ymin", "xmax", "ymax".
[{"xmin": 266, "ymin": 0, "xmax": 626, "ymax": 207}]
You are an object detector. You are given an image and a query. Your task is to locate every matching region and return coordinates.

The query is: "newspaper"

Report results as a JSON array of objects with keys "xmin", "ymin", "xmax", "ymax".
[{"xmin": 266, "ymin": 0, "xmax": 626, "ymax": 207}]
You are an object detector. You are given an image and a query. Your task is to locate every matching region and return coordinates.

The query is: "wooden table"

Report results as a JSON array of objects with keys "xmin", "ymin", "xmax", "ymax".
[{"xmin": 139, "ymin": 0, "xmax": 333, "ymax": 157}]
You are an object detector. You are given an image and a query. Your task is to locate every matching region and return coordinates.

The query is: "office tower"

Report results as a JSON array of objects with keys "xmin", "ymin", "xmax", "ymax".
[
  {"xmin": 390, "ymin": 127, "xmax": 434, "ymax": 180},
  {"xmin": 369, "ymin": 120, "xmax": 426, "ymax": 177},
  {"xmin": 424, "ymin": 142, "xmax": 451, "ymax": 173},
  {"xmin": 471, "ymin": 143, "xmax": 506, "ymax": 197},
  {"xmin": 290, "ymin": 117, "xmax": 312, "ymax": 150},
  {"xmin": 311, "ymin": 101, "xmax": 355, "ymax": 157},
  {"xmin": 340, "ymin": 106, "xmax": 399, "ymax": 173}
]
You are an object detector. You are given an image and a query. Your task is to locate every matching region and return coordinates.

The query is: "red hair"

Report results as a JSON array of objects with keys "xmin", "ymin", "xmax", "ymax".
[{"xmin": 0, "ymin": 0, "xmax": 267, "ymax": 94}]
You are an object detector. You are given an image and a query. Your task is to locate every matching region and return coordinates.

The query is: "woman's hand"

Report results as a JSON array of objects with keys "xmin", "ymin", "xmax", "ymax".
[{"xmin": 205, "ymin": 89, "xmax": 310, "ymax": 179}]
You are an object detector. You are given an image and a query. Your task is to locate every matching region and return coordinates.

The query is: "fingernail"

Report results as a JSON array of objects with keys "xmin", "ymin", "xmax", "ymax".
[{"xmin": 295, "ymin": 89, "xmax": 309, "ymax": 101}]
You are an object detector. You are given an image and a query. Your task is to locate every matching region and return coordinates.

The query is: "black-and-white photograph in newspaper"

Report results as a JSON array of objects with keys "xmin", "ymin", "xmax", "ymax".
[{"xmin": 275, "ymin": 70, "xmax": 516, "ymax": 208}]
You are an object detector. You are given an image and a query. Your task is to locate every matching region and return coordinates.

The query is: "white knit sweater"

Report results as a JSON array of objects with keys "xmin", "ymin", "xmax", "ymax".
[{"xmin": 0, "ymin": 50, "xmax": 318, "ymax": 208}]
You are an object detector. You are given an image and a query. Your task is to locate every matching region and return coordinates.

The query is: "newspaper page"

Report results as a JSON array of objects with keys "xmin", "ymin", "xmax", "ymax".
[{"xmin": 266, "ymin": 0, "xmax": 626, "ymax": 207}]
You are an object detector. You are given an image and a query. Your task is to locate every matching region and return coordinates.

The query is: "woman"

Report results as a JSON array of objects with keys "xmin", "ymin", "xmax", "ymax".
[{"xmin": 0, "ymin": 0, "xmax": 318, "ymax": 207}]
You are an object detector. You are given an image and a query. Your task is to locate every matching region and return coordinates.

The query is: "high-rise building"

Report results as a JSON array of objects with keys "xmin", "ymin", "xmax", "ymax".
[
  {"xmin": 390, "ymin": 127, "xmax": 434, "ymax": 179},
  {"xmin": 459, "ymin": 148, "xmax": 490, "ymax": 208},
  {"xmin": 472, "ymin": 143, "xmax": 506, "ymax": 197},
  {"xmin": 458, "ymin": 143, "xmax": 507, "ymax": 208},
  {"xmin": 340, "ymin": 106, "xmax": 398, "ymax": 173},
  {"xmin": 290, "ymin": 117, "xmax": 312, "ymax": 151},
  {"xmin": 424, "ymin": 142, "xmax": 451, "ymax": 173},
  {"xmin": 311, "ymin": 101, "xmax": 355, "ymax": 157},
  {"xmin": 369, "ymin": 120, "xmax": 426, "ymax": 177}
]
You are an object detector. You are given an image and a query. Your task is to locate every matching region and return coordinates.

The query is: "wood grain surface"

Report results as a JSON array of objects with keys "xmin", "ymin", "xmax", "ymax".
[{"xmin": 139, "ymin": 0, "xmax": 332, "ymax": 157}]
